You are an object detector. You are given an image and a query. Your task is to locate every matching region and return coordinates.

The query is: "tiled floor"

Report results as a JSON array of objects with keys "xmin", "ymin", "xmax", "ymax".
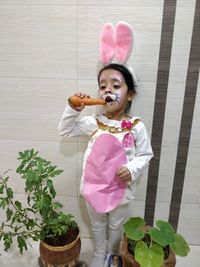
[{"xmin": 0, "ymin": 238, "xmax": 199, "ymax": 267}]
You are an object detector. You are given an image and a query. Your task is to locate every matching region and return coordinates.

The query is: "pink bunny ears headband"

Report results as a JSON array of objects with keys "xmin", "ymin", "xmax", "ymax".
[{"xmin": 99, "ymin": 21, "xmax": 137, "ymax": 85}]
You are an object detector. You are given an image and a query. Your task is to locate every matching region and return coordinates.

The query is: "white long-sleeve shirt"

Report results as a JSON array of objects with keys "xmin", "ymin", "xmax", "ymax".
[{"xmin": 58, "ymin": 105, "xmax": 153, "ymax": 205}]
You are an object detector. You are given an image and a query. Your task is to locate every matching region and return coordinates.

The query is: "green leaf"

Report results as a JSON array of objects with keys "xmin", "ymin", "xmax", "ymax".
[
  {"xmin": 149, "ymin": 220, "xmax": 175, "ymax": 247},
  {"xmin": 53, "ymin": 202, "xmax": 63, "ymax": 210},
  {"xmin": 27, "ymin": 194, "xmax": 31, "ymax": 205},
  {"xmin": 25, "ymin": 170, "xmax": 36, "ymax": 190},
  {"xmin": 24, "ymin": 150, "xmax": 29, "ymax": 157},
  {"xmin": 17, "ymin": 236, "xmax": 27, "ymax": 254},
  {"xmin": 6, "ymin": 208, "xmax": 13, "ymax": 221},
  {"xmin": 6, "ymin": 188, "xmax": 13, "ymax": 199},
  {"xmin": 135, "ymin": 241, "xmax": 164, "ymax": 267},
  {"xmin": 16, "ymin": 163, "xmax": 25, "ymax": 173},
  {"xmin": 49, "ymin": 170, "xmax": 63, "ymax": 177},
  {"xmin": 26, "ymin": 219, "xmax": 36, "ymax": 230},
  {"xmin": 33, "ymin": 150, "xmax": 39, "ymax": 156},
  {"xmin": 0, "ymin": 184, "xmax": 4, "ymax": 194},
  {"xmin": 123, "ymin": 217, "xmax": 145, "ymax": 241},
  {"xmin": 11, "ymin": 216, "xmax": 16, "ymax": 225},
  {"xmin": 3, "ymin": 234, "xmax": 13, "ymax": 251},
  {"xmin": 44, "ymin": 160, "xmax": 51, "ymax": 166},
  {"xmin": 18, "ymin": 151, "xmax": 24, "ymax": 159},
  {"xmin": 171, "ymin": 233, "xmax": 190, "ymax": 256},
  {"xmin": 0, "ymin": 197, "xmax": 7, "ymax": 208},
  {"xmin": 48, "ymin": 166, "xmax": 57, "ymax": 172},
  {"xmin": 47, "ymin": 180, "xmax": 56, "ymax": 198},
  {"xmin": 15, "ymin": 200, "xmax": 22, "ymax": 211},
  {"xmin": 30, "ymin": 148, "xmax": 34, "ymax": 157}
]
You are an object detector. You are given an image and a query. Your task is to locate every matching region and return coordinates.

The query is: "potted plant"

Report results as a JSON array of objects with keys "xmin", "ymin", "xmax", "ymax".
[
  {"xmin": 0, "ymin": 149, "xmax": 81, "ymax": 267},
  {"xmin": 120, "ymin": 216, "xmax": 190, "ymax": 267}
]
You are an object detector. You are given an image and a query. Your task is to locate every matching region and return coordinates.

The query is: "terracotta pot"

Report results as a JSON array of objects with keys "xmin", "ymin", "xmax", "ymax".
[
  {"xmin": 40, "ymin": 232, "xmax": 81, "ymax": 267},
  {"xmin": 120, "ymin": 237, "xmax": 176, "ymax": 267}
]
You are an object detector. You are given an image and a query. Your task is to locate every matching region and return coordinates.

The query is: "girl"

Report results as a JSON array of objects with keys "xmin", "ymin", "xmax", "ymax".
[{"xmin": 58, "ymin": 63, "xmax": 153, "ymax": 267}]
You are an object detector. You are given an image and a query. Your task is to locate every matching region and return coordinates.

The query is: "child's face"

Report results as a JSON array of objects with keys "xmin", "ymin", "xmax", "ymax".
[{"xmin": 98, "ymin": 69, "xmax": 132, "ymax": 114}]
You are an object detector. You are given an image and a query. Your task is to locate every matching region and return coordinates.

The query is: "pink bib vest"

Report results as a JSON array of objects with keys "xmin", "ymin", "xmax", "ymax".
[{"xmin": 83, "ymin": 133, "xmax": 127, "ymax": 213}]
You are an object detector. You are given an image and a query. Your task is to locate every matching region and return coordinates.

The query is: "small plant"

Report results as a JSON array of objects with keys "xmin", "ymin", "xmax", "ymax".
[
  {"xmin": 0, "ymin": 149, "xmax": 77, "ymax": 254},
  {"xmin": 123, "ymin": 217, "xmax": 190, "ymax": 267}
]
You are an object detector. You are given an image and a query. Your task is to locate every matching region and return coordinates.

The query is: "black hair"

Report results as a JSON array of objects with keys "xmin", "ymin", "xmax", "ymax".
[
  {"xmin": 98, "ymin": 63, "xmax": 136, "ymax": 95},
  {"xmin": 98, "ymin": 63, "xmax": 136, "ymax": 112}
]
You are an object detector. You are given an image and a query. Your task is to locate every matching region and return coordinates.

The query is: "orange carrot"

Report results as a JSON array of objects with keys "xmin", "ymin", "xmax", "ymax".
[{"xmin": 68, "ymin": 95, "xmax": 106, "ymax": 107}]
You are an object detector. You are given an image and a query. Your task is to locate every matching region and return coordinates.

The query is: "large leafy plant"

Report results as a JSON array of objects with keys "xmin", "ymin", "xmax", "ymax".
[
  {"xmin": 0, "ymin": 149, "xmax": 77, "ymax": 254},
  {"xmin": 123, "ymin": 217, "xmax": 190, "ymax": 267}
]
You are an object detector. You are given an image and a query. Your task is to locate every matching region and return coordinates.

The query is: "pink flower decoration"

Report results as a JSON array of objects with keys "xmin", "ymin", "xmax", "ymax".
[
  {"xmin": 122, "ymin": 133, "xmax": 135, "ymax": 148},
  {"xmin": 121, "ymin": 120, "xmax": 127, "ymax": 128},
  {"xmin": 126, "ymin": 121, "xmax": 132, "ymax": 129},
  {"xmin": 121, "ymin": 120, "xmax": 132, "ymax": 129}
]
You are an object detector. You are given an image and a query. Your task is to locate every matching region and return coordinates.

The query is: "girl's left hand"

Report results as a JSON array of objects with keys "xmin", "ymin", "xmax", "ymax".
[{"xmin": 116, "ymin": 166, "xmax": 132, "ymax": 183}]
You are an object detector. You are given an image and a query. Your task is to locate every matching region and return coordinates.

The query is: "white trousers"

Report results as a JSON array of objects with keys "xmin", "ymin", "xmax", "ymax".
[{"xmin": 86, "ymin": 202, "xmax": 131, "ymax": 257}]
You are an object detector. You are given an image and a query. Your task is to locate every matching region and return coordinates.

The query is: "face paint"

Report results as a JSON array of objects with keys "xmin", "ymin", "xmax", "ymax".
[
  {"xmin": 98, "ymin": 69, "xmax": 129, "ymax": 113},
  {"xmin": 110, "ymin": 74, "xmax": 124, "ymax": 83},
  {"xmin": 114, "ymin": 91, "xmax": 127, "ymax": 105},
  {"xmin": 101, "ymin": 90, "xmax": 126, "ymax": 107},
  {"xmin": 102, "ymin": 93, "xmax": 117, "ymax": 102}
]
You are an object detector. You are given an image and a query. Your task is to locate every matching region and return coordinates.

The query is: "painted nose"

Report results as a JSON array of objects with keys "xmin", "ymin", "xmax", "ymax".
[{"xmin": 105, "ymin": 87, "xmax": 112, "ymax": 93}]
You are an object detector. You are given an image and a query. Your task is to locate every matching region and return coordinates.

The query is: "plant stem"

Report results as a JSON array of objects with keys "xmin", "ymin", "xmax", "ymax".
[{"xmin": 0, "ymin": 174, "xmax": 42, "ymax": 230}]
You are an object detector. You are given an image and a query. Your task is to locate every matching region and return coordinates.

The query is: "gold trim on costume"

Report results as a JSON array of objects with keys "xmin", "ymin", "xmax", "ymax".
[{"xmin": 96, "ymin": 118, "xmax": 140, "ymax": 134}]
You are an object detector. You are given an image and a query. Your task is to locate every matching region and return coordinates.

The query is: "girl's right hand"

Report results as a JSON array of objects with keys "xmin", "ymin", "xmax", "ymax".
[{"xmin": 68, "ymin": 93, "xmax": 90, "ymax": 111}]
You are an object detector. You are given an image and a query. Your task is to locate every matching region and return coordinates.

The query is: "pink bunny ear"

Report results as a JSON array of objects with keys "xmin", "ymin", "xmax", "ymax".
[
  {"xmin": 115, "ymin": 21, "xmax": 133, "ymax": 63},
  {"xmin": 99, "ymin": 23, "xmax": 115, "ymax": 65}
]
